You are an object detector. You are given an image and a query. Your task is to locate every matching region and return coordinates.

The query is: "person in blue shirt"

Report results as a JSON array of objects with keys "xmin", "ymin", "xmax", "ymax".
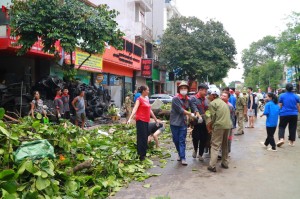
[
  {"xmin": 260, "ymin": 93, "xmax": 280, "ymax": 151},
  {"xmin": 277, "ymin": 83, "xmax": 300, "ymax": 147},
  {"xmin": 229, "ymin": 88, "xmax": 237, "ymax": 128},
  {"xmin": 134, "ymin": 88, "xmax": 142, "ymax": 103}
]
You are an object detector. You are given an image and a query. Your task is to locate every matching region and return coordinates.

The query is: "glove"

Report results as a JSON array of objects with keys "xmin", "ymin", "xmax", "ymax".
[
  {"xmin": 58, "ymin": 113, "xmax": 61, "ymax": 118},
  {"xmin": 191, "ymin": 113, "xmax": 195, "ymax": 117},
  {"xmin": 198, "ymin": 117, "xmax": 203, "ymax": 123}
]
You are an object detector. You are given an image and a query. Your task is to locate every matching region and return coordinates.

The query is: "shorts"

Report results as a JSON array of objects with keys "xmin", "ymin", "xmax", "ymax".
[
  {"xmin": 148, "ymin": 122, "xmax": 164, "ymax": 135},
  {"xmin": 76, "ymin": 112, "xmax": 86, "ymax": 121},
  {"xmin": 247, "ymin": 109, "xmax": 255, "ymax": 117}
]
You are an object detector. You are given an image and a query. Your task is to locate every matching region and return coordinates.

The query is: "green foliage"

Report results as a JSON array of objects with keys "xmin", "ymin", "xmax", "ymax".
[
  {"xmin": 244, "ymin": 61, "xmax": 283, "ymax": 92},
  {"xmin": 0, "ymin": 115, "xmax": 171, "ymax": 198},
  {"xmin": 242, "ymin": 36, "xmax": 278, "ymax": 76},
  {"xmin": 10, "ymin": 0, "xmax": 124, "ymax": 67},
  {"xmin": 159, "ymin": 16, "xmax": 237, "ymax": 82}
]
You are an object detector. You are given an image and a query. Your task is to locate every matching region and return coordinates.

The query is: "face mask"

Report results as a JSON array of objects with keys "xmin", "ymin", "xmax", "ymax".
[{"xmin": 180, "ymin": 90, "xmax": 187, "ymax": 96}]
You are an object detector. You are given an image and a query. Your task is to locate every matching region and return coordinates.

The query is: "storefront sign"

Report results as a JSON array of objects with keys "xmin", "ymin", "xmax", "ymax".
[
  {"xmin": 74, "ymin": 48, "xmax": 103, "ymax": 72},
  {"xmin": 141, "ymin": 59, "xmax": 153, "ymax": 78}
]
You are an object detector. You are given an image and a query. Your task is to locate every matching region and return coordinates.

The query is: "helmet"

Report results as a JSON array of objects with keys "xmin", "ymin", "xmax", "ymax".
[{"xmin": 208, "ymin": 87, "xmax": 220, "ymax": 96}]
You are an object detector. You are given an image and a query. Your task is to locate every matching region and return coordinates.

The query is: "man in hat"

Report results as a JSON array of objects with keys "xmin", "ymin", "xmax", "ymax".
[
  {"xmin": 206, "ymin": 87, "xmax": 232, "ymax": 172},
  {"xmin": 234, "ymin": 89, "xmax": 247, "ymax": 135},
  {"xmin": 170, "ymin": 81, "xmax": 198, "ymax": 165}
]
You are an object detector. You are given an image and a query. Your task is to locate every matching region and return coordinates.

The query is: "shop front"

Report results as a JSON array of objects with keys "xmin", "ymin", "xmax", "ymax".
[{"xmin": 101, "ymin": 39, "xmax": 142, "ymax": 108}]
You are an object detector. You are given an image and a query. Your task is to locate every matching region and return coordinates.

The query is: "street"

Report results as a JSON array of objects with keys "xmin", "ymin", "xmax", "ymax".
[{"xmin": 112, "ymin": 116, "xmax": 300, "ymax": 199}]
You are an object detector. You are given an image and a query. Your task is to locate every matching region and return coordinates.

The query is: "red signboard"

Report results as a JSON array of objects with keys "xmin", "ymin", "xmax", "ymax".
[{"xmin": 141, "ymin": 59, "xmax": 153, "ymax": 77}]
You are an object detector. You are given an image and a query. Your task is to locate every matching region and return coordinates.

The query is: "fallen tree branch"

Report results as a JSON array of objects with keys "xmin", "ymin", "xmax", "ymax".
[{"xmin": 4, "ymin": 114, "xmax": 20, "ymax": 123}]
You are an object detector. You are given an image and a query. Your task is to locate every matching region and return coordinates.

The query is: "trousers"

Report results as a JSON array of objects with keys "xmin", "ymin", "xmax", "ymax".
[
  {"xmin": 136, "ymin": 120, "xmax": 149, "ymax": 160},
  {"xmin": 192, "ymin": 122, "xmax": 209, "ymax": 156},
  {"xmin": 278, "ymin": 115, "xmax": 297, "ymax": 141},
  {"xmin": 171, "ymin": 125, "xmax": 187, "ymax": 160},
  {"xmin": 209, "ymin": 129, "xmax": 230, "ymax": 168}
]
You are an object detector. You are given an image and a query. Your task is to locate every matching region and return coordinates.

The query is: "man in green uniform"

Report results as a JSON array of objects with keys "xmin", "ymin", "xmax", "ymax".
[
  {"xmin": 234, "ymin": 89, "xmax": 247, "ymax": 135},
  {"xmin": 206, "ymin": 88, "xmax": 232, "ymax": 172},
  {"xmin": 243, "ymin": 89, "xmax": 248, "ymax": 122}
]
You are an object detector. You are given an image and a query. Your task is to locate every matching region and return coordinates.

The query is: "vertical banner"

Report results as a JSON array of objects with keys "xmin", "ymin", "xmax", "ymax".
[{"xmin": 141, "ymin": 59, "xmax": 153, "ymax": 78}]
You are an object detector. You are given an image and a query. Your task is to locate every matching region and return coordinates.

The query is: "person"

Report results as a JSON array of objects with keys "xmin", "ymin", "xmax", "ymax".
[
  {"xmin": 243, "ymin": 89, "xmax": 248, "ymax": 122},
  {"xmin": 72, "ymin": 90, "xmax": 86, "ymax": 129},
  {"xmin": 234, "ymin": 89, "xmax": 247, "ymax": 135},
  {"xmin": 133, "ymin": 88, "xmax": 141, "ymax": 103},
  {"xmin": 260, "ymin": 93, "xmax": 280, "ymax": 151},
  {"xmin": 220, "ymin": 92, "xmax": 235, "ymax": 153},
  {"xmin": 257, "ymin": 89, "xmax": 264, "ymax": 101},
  {"xmin": 206, "ymin": 88, "xmax": 232, "ymax": 172},
  {"xmin": 277, "ymin": 83, "xmax": 300, "ymax": 147},
  {"xmin": 148, "ymin": 121, "xmax": 164, "ymax": 148},
  {"xmin": 54, "ymin": 88, "xmax": 64, "ymax": 122},
  {"xmin": 170, "ymin": 81, "xmax": 197, "ymax": 165},
  {"xmin": 190, "ymin": 83, "xmax": 209, "ymax": 161},
  {"xmin": 297, "ymin": 113, "xmax": 300, "ymax": 139},
  {"xmin": 229, "ymin": 88, "xmax": 236, "ymax": 128},
  {"xmin": 30, "ymin": 91, "xmax": 47, "ymax": 118},
  {"xmin": 246, "ymin": 87, "xmax": 255, "ymax": 128},
  {"xmin": 253, "ymin": 92, "xmax": 258, "ymax": 117},
  {"xmin": 61, "ymin": 88, "xmax": 70, "ymax": 119},
  {"xmin": 124, "ymin": 92, "xmax": 132, "ymax": 121},
  {"xmin": 127, "ymin": 85, "xmax": 158, "ymax": 161}
]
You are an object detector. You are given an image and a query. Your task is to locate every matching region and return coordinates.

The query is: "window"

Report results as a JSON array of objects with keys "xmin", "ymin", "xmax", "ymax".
[{"xmin": 134, "ymin": 45, "xmax": 142, "ymax": 57}]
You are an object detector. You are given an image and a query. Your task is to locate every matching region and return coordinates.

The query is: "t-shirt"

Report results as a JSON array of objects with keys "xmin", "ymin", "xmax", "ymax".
[
  {"xmin": 136, "ymin": 97, "xmax": 151, "ymax": 122},
  {"xmin": 148, "ymin": 122, "xmax": 164, "ymax": 135},
  {"xmin": 229, "ymin": 95, "xmax": 236, "ymax": 109},
  {"xmin": 61, "ymin": 94, "xmax": 70, "ymax": 112},
  {"xmin": 31, "ymin": 99, "xmax": 44, "ymax": 114},
  {"xmin": 279, "ymin": 92, "xmax": 300, "ymax": 116},
  {"xmin": 263, "ymin": 101, "xmax": 279, "ymax": 127},
  {"xmin": 54, "ymin": 96, "xmax": 64, "ymax": 114},
  {"xmin": 134, "ymin": 93, "xmax": 141, "ymax": 103}
]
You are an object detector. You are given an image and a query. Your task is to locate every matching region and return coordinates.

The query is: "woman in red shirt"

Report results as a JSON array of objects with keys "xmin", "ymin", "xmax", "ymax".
[{"xmin": 127, "ymin": 85, "xmax": 158, "ymax": 161}]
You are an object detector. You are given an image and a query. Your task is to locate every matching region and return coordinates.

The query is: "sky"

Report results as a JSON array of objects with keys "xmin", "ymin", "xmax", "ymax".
[{"xmin": 176, "ymin": 0, "xmax": 300, "ymax": 85}]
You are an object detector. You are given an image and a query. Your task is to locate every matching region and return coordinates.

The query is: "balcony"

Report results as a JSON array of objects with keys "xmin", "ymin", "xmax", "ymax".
[
  {"xmin": 135, "ymin": 22, "xmax": 153, "ymax": 42},
  {"xmin": 131, "ymin": 0, "xmax": 152, "ymax": 12}
]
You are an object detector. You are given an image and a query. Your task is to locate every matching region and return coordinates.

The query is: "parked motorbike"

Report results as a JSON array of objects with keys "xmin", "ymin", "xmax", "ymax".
[{"xmin": 258, "ymin": 99, "xmax": 265, "ymax": 111}]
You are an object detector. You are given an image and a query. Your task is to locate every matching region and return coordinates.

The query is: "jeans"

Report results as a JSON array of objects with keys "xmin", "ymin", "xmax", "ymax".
[
  {"xmin": 171, "ymin": 125, "xmax": 187, "ymax": 160},
  {"xmin": 278, "ymin": 115, "xmax": 298, "ymax": 141},
  {"xmin": 265, "ymin": 127, "xmax": 276, "ymax": 149}
]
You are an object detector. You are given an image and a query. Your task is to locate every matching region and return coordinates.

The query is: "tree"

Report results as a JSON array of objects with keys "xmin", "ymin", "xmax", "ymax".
[
  {"xmin": 241, "ymin": 35, "xmax": 278, "ymax": 76},
  {"xmin": 10, "ymin": 0, "xmax": 124, "ymax": 72},
  {"xmin": 277, "ymin": 12, "xmax": 300, "ymax": 91},
  {"xmin": 159, "ymin": 17, "xmax": 237, "ymax": 82}
]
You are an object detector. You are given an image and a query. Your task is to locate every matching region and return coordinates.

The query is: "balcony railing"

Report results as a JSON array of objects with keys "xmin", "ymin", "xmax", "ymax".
[{"xmin": 135, "ymin": 22, "xmax": 153, "ymax": 42}]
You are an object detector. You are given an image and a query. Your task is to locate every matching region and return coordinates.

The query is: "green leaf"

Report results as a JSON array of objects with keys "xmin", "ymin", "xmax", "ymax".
[
  {"xmin": 87, "ymin": 185, "xmax": 102, "ymax": 196},
  {"xmin": 36, "ymin": 113, "xmax": 42, "ymax": 120},
  {"xmin": 0, "ymin": 148, "xmax": 4, "ymax": 154},
  {"xmin": 36, "ymin": 176, "xmax": 50, "ymax": 191},
  {"xmin": 0, "ymin": 108, "xmax": 5, "ymax": 119},
  {"xmin": 65, "ymin": 180, "xmax": 78, "ymax": 192},
  {"xmin": 0, "ymin": 181, "xmax": 17, "ymax": 194},
  {"xmin": 143, "ymin": 184, "xmax": 151, "ymax": 188},
  {"xmin": 0, "ymin": 170, "xmax": 15, "ymax": 181}
]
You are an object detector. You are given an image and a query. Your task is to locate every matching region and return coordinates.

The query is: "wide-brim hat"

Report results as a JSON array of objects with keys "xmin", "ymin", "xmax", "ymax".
[{"xmin": 177, "ymin": 81, "xmax": 189, "ymax": 93}]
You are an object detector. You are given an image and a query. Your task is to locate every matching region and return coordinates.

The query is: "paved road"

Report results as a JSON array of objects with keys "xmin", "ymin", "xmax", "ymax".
[{"xmin": 111, "ymin": 116, "xmax": 300, "ymax": 199}]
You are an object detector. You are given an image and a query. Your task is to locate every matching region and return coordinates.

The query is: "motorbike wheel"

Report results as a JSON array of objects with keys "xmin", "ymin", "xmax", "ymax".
[{"xmin": 259, "ymin": 104, "xmax": 265, "ymax": 112}]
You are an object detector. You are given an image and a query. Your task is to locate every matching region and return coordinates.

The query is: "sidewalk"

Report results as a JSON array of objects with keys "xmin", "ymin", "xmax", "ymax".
[{"xmin": 111, "ymin": 116, "xmax": 300, "ymax": 199}]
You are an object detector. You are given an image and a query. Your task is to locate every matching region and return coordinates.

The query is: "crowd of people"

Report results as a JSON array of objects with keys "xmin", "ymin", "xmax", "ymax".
[
  {"xmin": 30, "ymin": 88, "xmax": 87, "ymax": 128},
  {"xmin": 127, "ymin": 81, "xmax": 300, "ymax": 173}
]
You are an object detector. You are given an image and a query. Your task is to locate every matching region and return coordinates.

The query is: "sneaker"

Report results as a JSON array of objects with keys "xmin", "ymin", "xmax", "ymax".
[
  {"xmin": 198, "ymin": 156, "xmax": 204, "ymax": 161},
  {"xmin": 192, "ymin": 150, "xmax": 196, "ymax": 158},
  {"xmin": 267, "ymin": 147, "xmax": 277, "ymax": 152},
  {"xmin": 288, "ymin": 141, "xmax": 295, "ymax": 147},
  {"xmin": 221, "ymin": 163, "xmax": 229, "ymax": 169},
  {"xmin": 218, "ymin": 155, "xmax": 222, "ymax": 160},
  {"xmin": 181, "ymin": 159, "xmax": 188, "ymax": 166},
  {"xmin": 260, "ymin": 141, "xmax": 267, "ymax": 149},
  {"xmin": 207, "ymin": 166, "xmax": 216, "ymax": 172},
  {"xmin": 234, "ymin": 133, "xmax": 243, "ymax": 136},
  {"xmin": 276, "ymin": 140, "xmax": 284, "ymax": 147}
]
